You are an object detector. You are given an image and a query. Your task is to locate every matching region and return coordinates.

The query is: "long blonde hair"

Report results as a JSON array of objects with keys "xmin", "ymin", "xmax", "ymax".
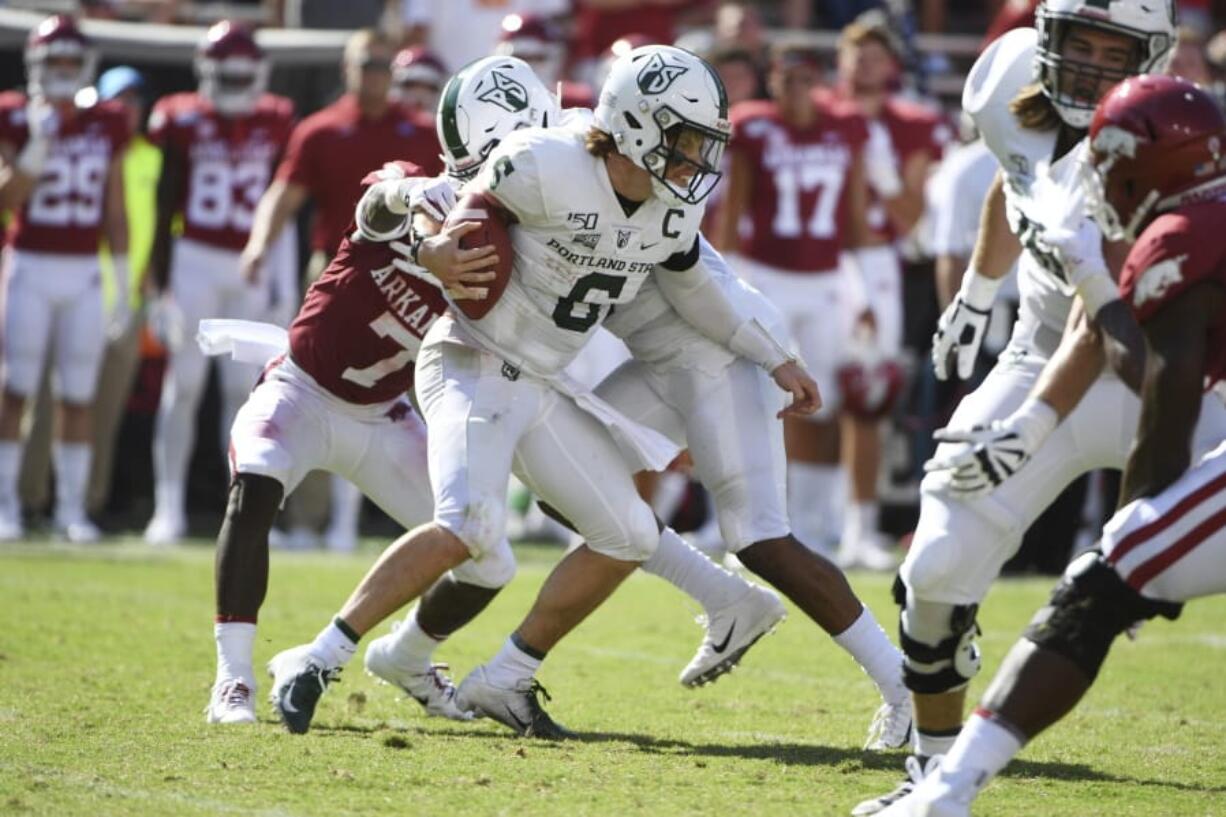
[{"xmin": 1009, "ymin": 82, "xmax": 1062, "ymax": 131}]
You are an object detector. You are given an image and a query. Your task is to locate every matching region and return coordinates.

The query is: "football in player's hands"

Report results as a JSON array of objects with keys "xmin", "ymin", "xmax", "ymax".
[{"xmin": 442, "ymin": 192, "xmax": 513, "ymax": 320}]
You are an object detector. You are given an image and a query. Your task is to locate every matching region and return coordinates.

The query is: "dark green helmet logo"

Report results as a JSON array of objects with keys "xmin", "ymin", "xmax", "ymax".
[
  {"xmin": 636, "ymin": 52, "xmax": 689, "ymax": 95},
  {"xmin": 477, "ymin": 69, "xmax": 529, "ymax": 113}
]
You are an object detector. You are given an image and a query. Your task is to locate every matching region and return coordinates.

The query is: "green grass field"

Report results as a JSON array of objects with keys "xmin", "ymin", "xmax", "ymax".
[{"xmin": 2, "ymin": 540, "xmax": 1224, "ymax": 817}]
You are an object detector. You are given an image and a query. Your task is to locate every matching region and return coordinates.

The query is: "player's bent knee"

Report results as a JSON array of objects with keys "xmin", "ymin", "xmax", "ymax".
[
  {"xmin": 1023, "ymin": 552, "xmax": 1182, "ymax": 682},
  {"xmin": 443, "ymin": 495, "xmax": 508, "ymax": 561},
  {"xmin": 227, "ymin": 473, "xmax": 284, "ymax": 526},
  {"xmin": 449, "ymin": 536, "xmax": 517, "ymax": 588},
  {"xmin": 899, "ymin": 531, "xmax": 964, "ymax": 601},
  {"xmin": 894, "ymin": 575, "xmax": 983, "ymax": 695},
  {"xmin": 586, "ymin": 500, "xmax": 659, "ymax": 561}
]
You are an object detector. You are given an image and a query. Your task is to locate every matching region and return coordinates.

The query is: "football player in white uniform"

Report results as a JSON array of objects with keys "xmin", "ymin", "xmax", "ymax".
[
  {"xmin": 852, "ymin": 3, "xmax": 1226, "ymax": 814},
  {"xmin": 878, "ymin": 73, "xmax": 1226, "ymax": 817},
  {"xmin": 355, "ymin": 55, "xmax": 907, "ymax": 746},
  {"xmin": 265, "ymin": 49, "xmax": 820, "ymax": 737}
]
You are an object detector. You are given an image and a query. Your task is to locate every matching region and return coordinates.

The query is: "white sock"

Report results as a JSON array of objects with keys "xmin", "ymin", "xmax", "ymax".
[
  {"xmin": 52, "ymin": 442, "xmax": 91, "ymax": 523},
  {"xmin": 483, "ymin": 636, "xmax": 542, "ymax": 688},
  {"xmin": 788, "ymin": 462, "xmax": 841, "ymax": 551},
  {"xmin": 642, "ymin": 527, "xmax": 748, "ymax": 613},
  {"xmin": 843, "ymin": 501, "xmax": 879, "ymax": 544},
  {"xmin": 215, "ymin": 621, "xmax": 257, "ymax": 684},
  {"xmin": 833, "ymin": 606, "xmax": 906, "ymax": 701},
  {"xmin": 0, "ymin": 440, "xmax": 21, "ymax": 511},
  {"xmin": 155, "ymin": 480, "xmax": 186, "ymax": 523},
  {"xmin": 383, "ymin": 606, "xmax": 442, "ymax": 673},
  {"xmin": 308, "ymin": 618, "xmax": 359, "ymax": 669},
  {"xmin": 942, "ymin": 711, "xmax": 1023, "ymax": 781},
  {"xmin": 915, "ymin": 727, "xmax": 962, "ymax": 759},
  {"xmin": 327, "ymin": 476, "xmax": 362, "ymax": 536}
]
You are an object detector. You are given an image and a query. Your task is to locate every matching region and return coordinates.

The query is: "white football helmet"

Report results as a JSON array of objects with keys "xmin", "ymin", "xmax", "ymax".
[
  {"xmin": 195, "ymin": 20, "xmax": 268, "ymax": 117},
  {"xmin": 25, "ymin": 15, "xmax": 96, "ymax": 102},
  {"xmin": 1034, "ymin": 0, "xmax": 1176, "ymax": 129},
  {"xmin": 594, "ymin": 45, "xmax": 730, "ymax": 205},
  {"xmin": 436, "ymin": 56, "xmax": 559, "ymax": 183}
]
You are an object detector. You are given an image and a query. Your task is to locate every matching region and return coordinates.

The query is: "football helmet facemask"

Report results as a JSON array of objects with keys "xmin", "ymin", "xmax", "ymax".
[
  {"xmin": 594, "ymin": 45, "xmax": 731, "ymax": 205},
  {"xmin": 1034, "ymin": 0, "xmax": 1176, "ymax": 129}
]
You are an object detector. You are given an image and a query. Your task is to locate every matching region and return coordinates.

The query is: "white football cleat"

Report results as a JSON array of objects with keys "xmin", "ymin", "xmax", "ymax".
[
  {"xmin": 679, "ymin": 585, "xmax": 787, "ymax": 687},
  {"xmin": 144, "ymin": 511, "xmax": 186, "ymax": 546},
  {"xmin": 876, "ymin": 761, "xmax": 981, "ymax": 817},
  {"xmin": 455, "ymin": 665, "xmax": 575, "ymax": 739},
  {"xmin": 267, "ymin": 645, "xmax": 341, "ymax": 734},
  {"xmin": 864, "ymin": 697, "xmax": 914, "ymax": 751},
  {"xmin": 838, "ymin": 533, "xmax": 898, "ymax": 572},
  {"xmin": 205, "ymin": 678, "xmax": 258, "ymax": 725},
  {"xmin": 0, "ymin": 500, "xmax": 25, "ymax": 542},
  {"xmin": 364, "ymin": 634, "xmax": 472, "ymax": 721},
  {"xmin": 56, "ymin": 514, "xmax": 101, "ymax": 544},
  {"xmin": 852, "ymin": 755, "xmax": 941, "ymax": 816}
]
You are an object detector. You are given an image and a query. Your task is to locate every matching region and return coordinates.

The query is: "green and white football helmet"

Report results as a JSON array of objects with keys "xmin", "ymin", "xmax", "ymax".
[
  {"xmin": 1034, "ymin": 0, "xmax": 1176, "ymax": 129},
  {"xmin": 436, "ymin": 55, "xmax": 559, "ymax": 182},
  {"xmin": 594, "ymin": 44, "xmax": 731, "ymax": 205}
]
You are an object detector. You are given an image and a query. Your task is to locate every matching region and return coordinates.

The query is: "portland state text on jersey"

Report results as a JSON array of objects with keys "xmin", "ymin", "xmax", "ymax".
[{"xmin": 545, "ymin": 237, "xmax": 656, "ymax": 273}]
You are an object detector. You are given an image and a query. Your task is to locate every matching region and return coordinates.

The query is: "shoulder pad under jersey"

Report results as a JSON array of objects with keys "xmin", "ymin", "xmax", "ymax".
[{"xmin": 963, "ymin": 28, "xmax": 1054, "ymax": 187}]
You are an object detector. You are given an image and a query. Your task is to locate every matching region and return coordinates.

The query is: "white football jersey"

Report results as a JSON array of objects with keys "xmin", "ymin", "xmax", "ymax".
[
  {"xmin": 447, "ymin": 118, "xmax": 704, "ymax": 376},
  {"xmin": 964, "ymin": 27, "xmax": 1084, "ymax": 358},
  {"xmin": 605, "ymin": 236, "xmax": 784, "ymax": 374}
]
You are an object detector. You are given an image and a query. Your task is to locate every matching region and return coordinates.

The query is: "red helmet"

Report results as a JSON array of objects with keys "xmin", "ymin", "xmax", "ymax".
[
  {"xmin": 25, "ymin": 15, "xmax": 96, "ymax": 101},
  {"xmin": 837, "ymin": 358, "xmax": 906, "ymax": 420},
  {"xmin": 495, "ymin": 14, "xmax": 565, "ymax": 85},
  {"xmin": 1085, "ymin": 74, "xmax": 1226, "ymax": 242},
  {"xmin": 196, "ymin": 20, "xmax": 268, "ymax": 116},
  {"xmin": 391, "ymin": 47, "xmax": 447, "ymax": 112}
]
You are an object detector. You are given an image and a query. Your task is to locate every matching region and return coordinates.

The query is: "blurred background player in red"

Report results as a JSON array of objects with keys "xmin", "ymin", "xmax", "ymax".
[
  {"xmin": 495, "ymin": 13, "xmax": 595, "ymax": 109},
  {"xmin": 390, "ymin": 46, "xmax": 447, "ymax": 116},
  {"xmin": 240, "ymin": 28, "xmax": 442, "ymax": 552},
  {"xmin": 828, "ymin": 11, "xmax": 948, "ymax": 569},
  {"xmin": 0, "ymin": 15, "xmax": 130, "ymax": 543},
  {"xmin": 143, "ymin": 21, "xmax": 296, "ymax": 545},
  {"xmin": 714, "ymin": 42, "xmax": 875, "ymax": 562}
]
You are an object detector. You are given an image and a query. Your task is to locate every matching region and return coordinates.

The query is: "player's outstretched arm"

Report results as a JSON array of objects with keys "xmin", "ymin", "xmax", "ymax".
[
  {"xmin": 240, "ymin": 178, "xmax": 307, "ymax": 283},
  {"xmin": 925, "ymin": 300, "xmax": 1098, "ymax": 496}
]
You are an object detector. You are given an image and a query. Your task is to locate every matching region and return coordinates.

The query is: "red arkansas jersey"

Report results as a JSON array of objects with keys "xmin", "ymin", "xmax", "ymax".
[
  {"xmin": 729, "ymin": 97, "xmax": 867, "ymax": 273},
  {"xmin": 275, "ymin": 95, "xmax": 442, "ymax": 256},
  {"xmin": 0, "ymin": 92, "xmax": 129, "ymax": 255},
  {"xmin": 288, "ymin": 161, "xmax": 448, "ymax": 405},
  {"xmin": 148, "ymin": 92, "xmax": 294, "ymax": 252},
  {"xmin": 868, "ymin": 96, "xmax": 951, "ymax": 238},
  {"xmin": 1118, "ymin": 199, "xmax": 1226, "ymax": 386}
]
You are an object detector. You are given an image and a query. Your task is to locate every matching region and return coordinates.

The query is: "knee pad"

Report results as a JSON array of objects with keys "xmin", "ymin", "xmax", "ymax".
[
  {"xmin": 1024, "ymin": 551, "xmax": 1182, "ymax": 682},
  {"xmin": 586, "ymin": 500, "xmax": 659, "ymax": 561},
  {"xmin": 894, "ymin": 575, "xmax": 983, "ymax": 695},
  {"xmin": 443, "ymin": 495, "xmax": 507, "ymax": 561},
  {"xmin": 450, "ymin": 536, "xmax": 517, "ymax": 589}
]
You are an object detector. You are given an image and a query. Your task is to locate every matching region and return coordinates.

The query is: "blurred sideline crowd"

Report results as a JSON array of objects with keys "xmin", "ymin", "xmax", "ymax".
[{"xmin": 3, "ymin": 0, "xmax": 1226, "ymax": 574}]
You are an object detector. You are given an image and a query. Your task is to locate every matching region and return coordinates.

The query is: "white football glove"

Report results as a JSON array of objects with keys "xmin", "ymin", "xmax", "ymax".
[
  {"xmin": 923, "ymin": 398, "xmax": 1058, "ymax": 497},
  {"xmin": 1043, "ymin": 216, "xmax": 1120, "ymax": 318},
  {"xmin": 931, "ymin": 270, "xmax": 1002, "ymax": 381},
  {"xmin": 25, "ymin": 97, "xmax": 59, "ymax": 142},
  {"xmin": 864, "ymin": 120, "xmax": 903, "ymax": 199},
  {"xmin": 408, "ymin": 175, "xmax": 458, "ymax": 224},
  {"xmin": 17, "ymin": 98, "xmax": 58, "ymax": 176}
]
